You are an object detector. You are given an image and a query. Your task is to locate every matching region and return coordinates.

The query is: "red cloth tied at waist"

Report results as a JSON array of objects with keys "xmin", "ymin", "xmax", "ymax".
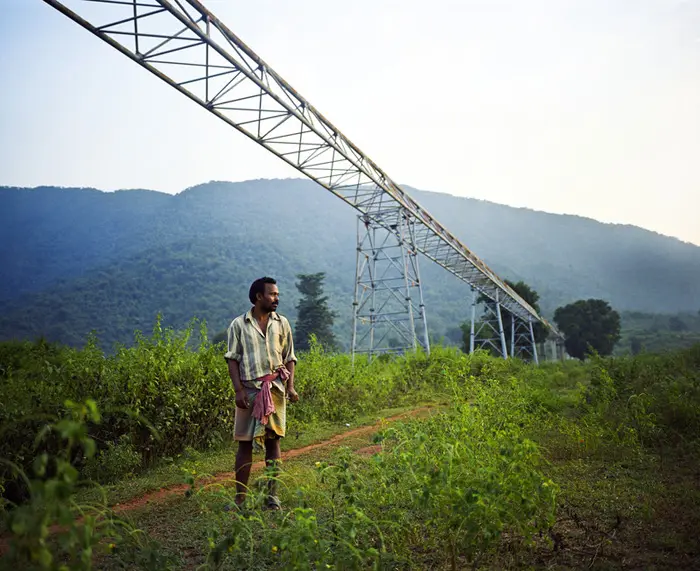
[{"xmin": 252, "ymin": 365, "xmax": 290, "ymax": 426}]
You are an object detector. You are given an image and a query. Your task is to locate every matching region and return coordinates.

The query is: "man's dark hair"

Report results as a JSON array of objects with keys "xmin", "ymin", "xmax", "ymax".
[{"xmin": 249, "ymin": 277, "xmax": 277, "ymax": 304}]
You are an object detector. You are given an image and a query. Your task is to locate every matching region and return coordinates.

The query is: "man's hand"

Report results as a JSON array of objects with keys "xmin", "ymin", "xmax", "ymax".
[
  {"xmin": 235, "ymin": 388, "xmax": 249, "ymax": 409},
  {"xmin": 286, "ymin": 387, "xmax": 299, "ymax": 403}
]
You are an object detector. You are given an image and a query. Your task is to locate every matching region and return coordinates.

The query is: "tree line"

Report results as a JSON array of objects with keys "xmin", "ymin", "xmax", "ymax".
[{"xmin": 293, "ymin": 273, "xmax": 622, "ymax": 360}]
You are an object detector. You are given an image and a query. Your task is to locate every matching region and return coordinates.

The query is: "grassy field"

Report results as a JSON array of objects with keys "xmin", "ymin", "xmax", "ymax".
[{"xmin": 1, "ymin": 328, "xmax": 699, "ymax": 570}]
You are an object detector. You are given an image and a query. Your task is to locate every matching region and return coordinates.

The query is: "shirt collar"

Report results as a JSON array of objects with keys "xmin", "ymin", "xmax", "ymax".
[{"xmin": 244, "ymin": 308, "xmax": 281, "ymax": 322}]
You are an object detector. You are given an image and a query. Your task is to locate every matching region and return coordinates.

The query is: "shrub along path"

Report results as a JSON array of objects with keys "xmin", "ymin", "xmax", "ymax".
[
  {"xmin": 0, "ymin": 403, "xmax": 439, "ymax": 557},
  {"xmin": 109, "ymin": 404, "xmax": 438, "ymax": 515}
]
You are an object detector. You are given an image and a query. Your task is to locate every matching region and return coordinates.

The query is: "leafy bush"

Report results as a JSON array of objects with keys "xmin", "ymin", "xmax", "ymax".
[
  {"xmin": 1, "ymin": 399, "xmax": 172, "ymax": 570},
  {"xmin": 82, "ymin": 435, "xmax": 141, "ymax": 484},
  {"xmin": 0, "ymin": 318, "xmax": 235, "ymax": 495},
  {"xmin": 1, "ymin": 321, "xmax": 449, "ymax": 493},
  {"xmin": 289, "ymin": 338, "xmax": 434, "ymax": 431},
  {"xmin": 522, "ymin": 344, "xmax": 700, "ymax": 463},
  {"xmin": 599, "ymin": 345, "xmax": 700, "ymax": 444},
  {"xmin": 201, "ymin": 364, "xmax": 557, "ymax": 570}
]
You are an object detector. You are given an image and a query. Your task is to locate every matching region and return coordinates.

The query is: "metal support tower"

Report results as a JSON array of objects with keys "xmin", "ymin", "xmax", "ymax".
[
  {"xmin": 469, "ymin": 287, "xmax": 477, "ymax": 354},
  {"xmin": 510, "ymin": 316, "xmax": 539, "ymax": 364},
  {"xmin": 352, "ymin": 210, "xmax": 429, "ymax": 361},
  {"xmin": 42, "ymin": 0, "xmax": 564, "ymax": 347},
  {"xmin": 469, "ymin": 289, "xmax": 508, "ymax": 358}
]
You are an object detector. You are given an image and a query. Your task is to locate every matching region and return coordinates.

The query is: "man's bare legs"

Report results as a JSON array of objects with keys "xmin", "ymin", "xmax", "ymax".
[
  {"xmin": 234, "ymin": 432, "xmax": 281, "ymax": 508},
  {"xmin": 264, "ymin": 431, "xmax": 282, "ymax": 509},
  {"xmin": 234, "ymin": 440, "xmax": 253, "ymax": 505}
]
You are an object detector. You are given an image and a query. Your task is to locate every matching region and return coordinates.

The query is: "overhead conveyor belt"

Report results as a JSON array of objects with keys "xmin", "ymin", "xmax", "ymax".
[{"xmin": 42, "ymin": 0, "xmax": 562, "ymax": 337}]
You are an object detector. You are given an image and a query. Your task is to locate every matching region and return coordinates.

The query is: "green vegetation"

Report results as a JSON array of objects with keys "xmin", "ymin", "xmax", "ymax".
[
  {"xmin": 203, "ymin": 389, "xmax": 557, "ymax": 570},
  {"xmin": 2, "ymin": 320, "xmax": 699, "ymax": 569},
  {"xmin": 554, "ymin": 298, "xmax": 622, "ymax": 358},
  {"xmin": 0, "ymin": 318, "xmax": 442, "ymax": 499},
  {"xmin": 618, "ymin": 310, "xmax": 700, "ymax": 355},
  {"xmin": 294, "ymin": 272, "xmax": 337, "ymax": 350},
  {"xmin": 1, "ymin": 399, "xmax": 174, "ymax": 570},
  {"xmin": 0, "ymin": 239, "xmax": 303, "ymax": 349},
  {"xmin": 1, "ymin": 318, "xmax": 234, "ymax": 501},
  {"xmin": 2, "ymin": 180, "xmax": 700, "ymax": 352}
]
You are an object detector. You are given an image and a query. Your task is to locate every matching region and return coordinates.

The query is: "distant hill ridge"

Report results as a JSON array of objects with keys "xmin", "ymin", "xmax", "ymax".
[{"xmin": 1, "ymin": 179, "xmax": 698, "ymax": 348}]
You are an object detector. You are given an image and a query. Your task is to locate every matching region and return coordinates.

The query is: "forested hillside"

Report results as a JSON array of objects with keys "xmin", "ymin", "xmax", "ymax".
[{"xmin": 1, "ymin": 179, "xmax": 699, "ymax": 349}]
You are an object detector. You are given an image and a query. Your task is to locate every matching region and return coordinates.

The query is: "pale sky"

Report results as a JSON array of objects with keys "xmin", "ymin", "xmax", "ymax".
[{"xmin": 2, "ymin": 0, "xmax": 699, "ymax": 245}]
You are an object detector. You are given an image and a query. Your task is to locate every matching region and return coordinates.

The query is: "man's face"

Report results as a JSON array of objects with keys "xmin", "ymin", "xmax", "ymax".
[{"xmin": 257, "ymin": 283, "xmax": 280, "ymax": 313}]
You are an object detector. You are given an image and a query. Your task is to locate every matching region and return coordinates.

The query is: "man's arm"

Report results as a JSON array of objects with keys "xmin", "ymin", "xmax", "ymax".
[
  {"xmin": 282, "ymin": 319, "xmax": 299, "ymax": 403},
  {"xmin": 228, "ymin": 359, "xmax": 249, "ymax": 409},
  {"xmin": 224, "ymin": 321, "xmax": 248, "ymax": 409},
  {"xmin": 285, "ymin": 360, "xmax": 298, "ymax": 402}
]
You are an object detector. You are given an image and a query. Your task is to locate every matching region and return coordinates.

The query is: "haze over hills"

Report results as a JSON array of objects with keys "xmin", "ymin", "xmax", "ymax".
[{"xmin": 1, "ymin": 179, "xmax": 698, "ymax": 349}]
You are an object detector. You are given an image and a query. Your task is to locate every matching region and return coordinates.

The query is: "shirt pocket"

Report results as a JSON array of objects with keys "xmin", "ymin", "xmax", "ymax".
[
  {"xmin": 270, "ymin": 344, "xmax": 283, "ymax": 366},
  {"xmin": 271, "ymin": 326, "xmax": 284, "ymax": 363},
  {"xmin": 275, "ymin": 322, "xmax": 285, "ymax": 347}
]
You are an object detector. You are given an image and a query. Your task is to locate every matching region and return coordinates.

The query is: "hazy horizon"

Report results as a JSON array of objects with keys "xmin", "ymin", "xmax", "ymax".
[{"xmin": 6, "ymin": 176, "xmax": 698, "ymax": 248}]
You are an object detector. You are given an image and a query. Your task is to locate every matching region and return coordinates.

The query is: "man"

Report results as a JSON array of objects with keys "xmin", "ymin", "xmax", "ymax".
[{"xmin": 224, "ymin": 276, "xmax": 299, "ymax": 511}]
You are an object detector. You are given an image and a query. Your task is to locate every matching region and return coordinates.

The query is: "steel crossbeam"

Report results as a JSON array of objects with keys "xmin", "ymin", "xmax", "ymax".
[{"xmin": 43, "ymin": 0, "xmax": 561, "ymax": 335}]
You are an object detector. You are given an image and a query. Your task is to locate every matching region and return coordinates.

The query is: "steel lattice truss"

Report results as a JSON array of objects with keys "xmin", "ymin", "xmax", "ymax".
[
  {"xmin": 43, "ymin": 0, "xmax": 560, "ymax": 333},
  {"xmin": 352, "ymin": 212, "xmax": 430, "ymax": 357},
  {"xmin": 471, "ymin": 296, "xmax": 508, "ymax": 357},
  {"xmin": 511, "ymin": 318, "xmax": 538, "ymax": 362}
]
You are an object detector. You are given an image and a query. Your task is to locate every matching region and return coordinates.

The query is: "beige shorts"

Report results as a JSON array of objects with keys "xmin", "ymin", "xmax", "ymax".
[{"xmin": 234, "ymin": 385, "xmax": 286, "ymax": 442}]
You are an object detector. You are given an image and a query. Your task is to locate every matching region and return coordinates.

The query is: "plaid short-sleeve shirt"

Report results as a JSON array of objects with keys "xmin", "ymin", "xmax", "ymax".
[{"xmin": 224, "ymin": 309, "xmax": 297, "ymax": 383}]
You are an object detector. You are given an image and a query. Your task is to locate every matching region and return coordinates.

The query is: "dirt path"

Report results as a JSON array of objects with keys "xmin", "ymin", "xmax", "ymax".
[
  {"xmin": 112, "ymin": 404, "xmax": 436, "ymax": 514},
  {"xmin": 0, "ymin": 405, "xmax": 437, "ymax": 556}
]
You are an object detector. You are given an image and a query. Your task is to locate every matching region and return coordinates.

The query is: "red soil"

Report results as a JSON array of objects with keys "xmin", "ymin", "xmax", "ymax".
[{"xmin": 112, "ymin": 405, "xmax": 433, "ymax": 513}]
